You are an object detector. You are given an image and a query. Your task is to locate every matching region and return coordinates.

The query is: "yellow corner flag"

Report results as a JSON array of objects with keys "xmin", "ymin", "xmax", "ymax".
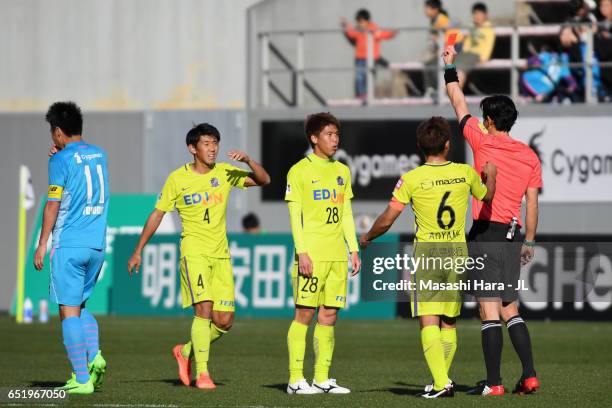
[{"xmin": 16, "ymin": 165, "xmax": 35, "ymax": 323}]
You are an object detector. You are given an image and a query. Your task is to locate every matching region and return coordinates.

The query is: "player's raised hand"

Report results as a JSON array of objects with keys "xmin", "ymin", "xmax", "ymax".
[
  {"xmin": 350, "ymin": 251, "xmax": 361, "ymax": 276},
  {"xmin": 127, "ymin": 252, "xmax": 142, "ymax": 275},
  {"xmin": 227, "ymin": 150, "xmax": 250, "ymax": 163},
  {"xmin": 33, "ymin": 244, "xmax": 46, "ymax": 271},
  {"xmin": 442, "ymin": 45, "xmax": 457, "ymax": 65},
  {"xmin": 297, "ymin": 252, "xmax": 313, "ymax": 278}
]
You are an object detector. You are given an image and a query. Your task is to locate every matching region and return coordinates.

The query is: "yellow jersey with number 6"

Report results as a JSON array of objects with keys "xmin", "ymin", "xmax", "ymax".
[
  {"xmin": 156, "ymin": 162, "xmax": 249, "ymax": 258},
  {"xmin": 392, "ymin": 161, "xmax": 487, "ymax": 242}
]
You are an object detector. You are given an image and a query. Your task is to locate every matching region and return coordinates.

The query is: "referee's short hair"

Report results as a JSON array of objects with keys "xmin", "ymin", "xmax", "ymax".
[
  {"xmin": 480, "ymin": 95, "xmax": 518, "ymax": 132},
  {"xmin": 416, "ymin": 116, "xmax": 451, "ymax": 156}
]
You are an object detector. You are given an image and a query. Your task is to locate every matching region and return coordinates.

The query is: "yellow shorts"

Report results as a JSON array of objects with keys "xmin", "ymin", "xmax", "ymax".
[
  {"xmin": 179, "ymin": 254, "xmax": 235, "ymax": 311},
  {"xmin": 409, "ymin": 242, "xmax": 465, "ymax": 318},
  {"xmin": 292, "ymin": 261, "xmax": 348, "ymax": 309}
]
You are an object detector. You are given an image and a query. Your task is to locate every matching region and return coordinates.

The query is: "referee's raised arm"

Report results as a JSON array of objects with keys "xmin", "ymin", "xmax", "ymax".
[{"xmin": 442, "ymin": 45, "xmax": 469, "ymax": 123}]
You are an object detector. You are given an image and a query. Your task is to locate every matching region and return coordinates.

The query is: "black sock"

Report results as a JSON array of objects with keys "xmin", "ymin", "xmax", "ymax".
[
  {"xmin": 481, "ymin": 320, "xmax": 503, "ymax": 386},
  {"xmin": 506, "ymin": 315, "xmax": 536, "ymax": 379}
]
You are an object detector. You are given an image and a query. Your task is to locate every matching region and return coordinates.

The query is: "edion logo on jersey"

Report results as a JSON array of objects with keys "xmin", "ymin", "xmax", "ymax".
[
  {"xmin": 312, "ymin": 189, "xmax": 345, "ymax": 204},
  {"xmin": 183, "ymin": 192, "xmax": 224, "ymax": 206}
]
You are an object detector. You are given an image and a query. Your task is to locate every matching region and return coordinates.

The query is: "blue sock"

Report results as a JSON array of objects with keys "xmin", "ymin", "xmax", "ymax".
[
  {"xmin": 80, "ymin": 308, "xmax": 99, "ymax": 364},
  {"xmin": 62, "ymin": 316, "xmax": 90, "ymax": 384}
]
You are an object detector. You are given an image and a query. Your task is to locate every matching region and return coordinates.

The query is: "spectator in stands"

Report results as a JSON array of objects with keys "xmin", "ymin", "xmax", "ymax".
[
  {"xmin": 242, "ymin": 212, "xmax": 262, "ymax": 234},
  {"xmin": 596, "ymin": 0, "xmax": 612, "ymax": 98},
  {"xmin": 455, "ymin": 2, "xmax": 496, "ymax": 89},
  {"xmin": 598, "ymin": 0, "xmax": 612, "ymax": 34},
  {"xmin": 520, "ymin": 46, "xmax": 578, "ymax": 103},
  {"xmin": 423, "ymin": 0, "xmax": 462, "ymax": 96},
  {"xmin": 341, "ymin": 9, "xmax": 397, "ymax": 101},
  {"xmin": 559, "ymin": 0, "xmax": 610, "ymax": 101}
]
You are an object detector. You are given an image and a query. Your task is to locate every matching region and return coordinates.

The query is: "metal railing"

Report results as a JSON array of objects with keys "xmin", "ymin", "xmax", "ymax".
[{"xmin": 257, "ymin": 23, "xmax": 611, "ymax": 107}]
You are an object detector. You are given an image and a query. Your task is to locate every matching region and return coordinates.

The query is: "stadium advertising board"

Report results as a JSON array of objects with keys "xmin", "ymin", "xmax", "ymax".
[
  {"xmin": 392, "ymin": 235, "xmax": 612, "ymax": 320},
  {"xmin": 12, "ymin": 195, "xmax": 159, "ymax": 316},
  {"xmin": 261, "ymin": 120, "xmax": 466, "ymax": 201},
  {"xmin": 511, "ymin": 117, "xmax": 612, "ymax": 202},
  {"xmin": 111, "ymin": 233, "xmax": 397, "ymax": 319}
]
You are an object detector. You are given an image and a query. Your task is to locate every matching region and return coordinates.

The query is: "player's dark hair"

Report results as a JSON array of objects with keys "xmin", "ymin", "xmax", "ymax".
[
  {"xmin": 356, "ymin": 8, "xmax": 371, "ymax": 21},
  {"xmin": 242, "ymin": 212, "xmax": 260, "ymax": 230},
  {"xmin": 45, "ymin": 101, "xmax": 83, "ymax": 136},
  {"xmin": 304, "ymin": 112, "xmax": 340, "ymax": 148},
  {"xmin": 416, "ymin": 116, "xmax": 451, "ymax": 156},
  {"xmin": 472, "ymin": 2, "xmax": 487, "ymax": 13},
  {"xmin": 480, "ymin": 95, "xmax": 519, "ymax": 132},
  {"xmin": 186, "ymin": 123, "xmax": 221, "ymax": 147}
]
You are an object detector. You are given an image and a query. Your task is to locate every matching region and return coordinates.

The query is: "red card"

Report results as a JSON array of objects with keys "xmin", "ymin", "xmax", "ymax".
[{"xmin": 446, "ymin": 33, "xmax": 457, "ymax": 47}]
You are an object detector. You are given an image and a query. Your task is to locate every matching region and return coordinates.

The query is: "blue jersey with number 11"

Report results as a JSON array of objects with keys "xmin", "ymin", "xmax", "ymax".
[{"xmin": 47, "ymin": 141, "xmax": 109, "ymax": 249}]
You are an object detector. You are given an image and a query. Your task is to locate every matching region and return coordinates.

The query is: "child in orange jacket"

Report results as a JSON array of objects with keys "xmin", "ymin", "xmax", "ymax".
[{"xmin": 342, "ymin": 9, "xmax": 396, "ymax": 99}]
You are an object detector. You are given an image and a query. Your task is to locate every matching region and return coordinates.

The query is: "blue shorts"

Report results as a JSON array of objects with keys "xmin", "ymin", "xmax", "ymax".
[{"xmin": 50, "ymin": 247, "xmax": 105, "ymax": 306}]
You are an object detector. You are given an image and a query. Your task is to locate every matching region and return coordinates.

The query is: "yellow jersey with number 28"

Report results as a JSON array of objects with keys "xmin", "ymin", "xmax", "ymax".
[{"xmin": 285, "ymin": 153, "xmax": 354, "ymax": 261}]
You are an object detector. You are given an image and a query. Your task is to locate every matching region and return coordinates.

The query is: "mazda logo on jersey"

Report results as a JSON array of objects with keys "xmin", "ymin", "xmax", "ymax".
[
  {"xmin": 313, "ymin": 189, "xmax": 345, "ymax": 204},
  {"xmin": 261, "ymin": 119, "xmax": 465, "ymax": 201},
  {"xmin": 183, "ymin": 192, "xmax": 223, "ymax": 205}
]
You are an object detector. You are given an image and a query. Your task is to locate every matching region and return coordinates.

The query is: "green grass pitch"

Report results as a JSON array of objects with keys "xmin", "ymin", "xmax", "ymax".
[{"xmin": 0, "ymin": 315, "xmax": 610, "ymax": 407}]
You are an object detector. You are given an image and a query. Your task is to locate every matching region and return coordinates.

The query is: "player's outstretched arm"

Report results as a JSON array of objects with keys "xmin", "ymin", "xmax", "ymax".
[
  {"xmin": 359, "ymin": 205, "xmax": 402, "ymax": 248},
  {"xmin": 227, "ymin": 150, "xmax": 271, "ymax": 187},
  {"xmin": 34, "ymin": 200, "xmax": 60, "ymax": 270},
  {"xmin": 128, "ymin": 209, "xmax": 165, "ymax": 275},
  {"xmin": 481, "ymin": 162, "xmax": 497, "ymax": 204},
  {"xmin": 443, "ymin": 45, "xmax": 470, "ymax": 122}
]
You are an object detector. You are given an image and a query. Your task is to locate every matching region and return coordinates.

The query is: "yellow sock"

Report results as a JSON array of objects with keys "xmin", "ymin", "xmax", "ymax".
[
  {"xmin": 421, "ymin": 325, "xmax": 449, "ymax": 391},
  {"xmin": 181, "ymin": 341, "xmax": 191, "ymax": 359},
  {"xmin": 181, "ymin": 322, "xmax": 227, "ymax": 357},
  {"xmin": 192, "ymin": 317, "xmax": 211, "ymax": 375},
  {"xmin": 440, "ymin": 327, "xmax": 457, "ymax": 373},
  {"xmin": 313, "ymin": 323, "xmax": 335, "ymax": 383},
  {"xmin": 210, "ymin": 322, "xmax": 227, "ymax": 344},
  {"xmin": 287, "ymin": 320, "xmax": 308, "ymax": 384}
]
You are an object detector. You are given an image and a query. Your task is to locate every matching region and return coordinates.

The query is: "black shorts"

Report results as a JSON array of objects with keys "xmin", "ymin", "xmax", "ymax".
[{"xmin": 467, "ymin": 220, "xmax": 522, "ymax": 302}]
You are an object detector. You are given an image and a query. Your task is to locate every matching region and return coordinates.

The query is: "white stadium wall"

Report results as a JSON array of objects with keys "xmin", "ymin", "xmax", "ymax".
[{"xmin": 0, "ymin": 0, "xmax": 259, "ymax": 111}]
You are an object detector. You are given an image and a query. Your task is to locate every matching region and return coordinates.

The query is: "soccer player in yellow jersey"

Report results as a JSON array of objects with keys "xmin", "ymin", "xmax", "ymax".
[
  {"xmin": 127, "ymin": 123, "xmax": 270, "ymax": 389},
  {"xmin": 284, "ymin": 113, "xmax": 361, "ymax": 395},
  {"xmin": 360, "ymin": 117, "xmax": 497, "ymax": 398}
]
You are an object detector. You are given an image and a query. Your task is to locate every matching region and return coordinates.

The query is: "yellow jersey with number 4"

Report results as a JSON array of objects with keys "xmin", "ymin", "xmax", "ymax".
[
  {"xmin": 285, "ymin": 153, "xmax": 354, "ymax": 261},
  {"xmin": 156, "ymin": 162, "xmax": 249, "ymax": 258},
  {"xmin": 392, "ymin": 161, "xmax": 487, "ymax": 243}
]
